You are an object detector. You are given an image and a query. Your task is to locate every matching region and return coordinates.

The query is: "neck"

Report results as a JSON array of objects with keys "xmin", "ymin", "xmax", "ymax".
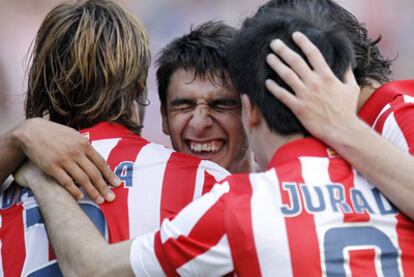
[
  {"xmin": 357, "ymin": 80, "xmax": 382, "ymax": 112},
  {"xmin": 254, "ymin": 125, "xmax": 304, "ymax": 170},
  {"xmin": 228, "ymin": 150, "xmax": 255, "ymax": 173}
]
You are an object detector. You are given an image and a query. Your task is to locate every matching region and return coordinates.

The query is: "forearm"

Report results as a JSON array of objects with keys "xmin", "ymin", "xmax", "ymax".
[
  {"xmin": 0, "ymin": 128, "xmax": 25, "ymax": 185},
  {"xmin": 30, "ymin": 175, "xmax": 133, "ymax": 276},
  {"xmin": 325, "ymin": 118, "xmax": 414, "ymax": 219}
]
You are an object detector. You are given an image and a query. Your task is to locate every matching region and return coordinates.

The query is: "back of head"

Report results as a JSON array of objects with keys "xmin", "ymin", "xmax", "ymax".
[
  {"xmin": 156, "ymin": 21, "xmax": 236, "ymax": 108},
  {"xmin": 250, "ymin": 0, "xmax": 391, "ymax": 86},
  {"xmin": 229, "ymin": 7, "xmax": 355, "ymax": 135},
  {"xmin": 25, "ymin": 0, "xmax": 150, "ymax": 133}
]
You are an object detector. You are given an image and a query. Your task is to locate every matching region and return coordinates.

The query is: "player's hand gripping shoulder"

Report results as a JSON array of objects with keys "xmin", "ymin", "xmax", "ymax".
[
  {"xmin": 7, "ymin": 118, "xmax": 119, "ymax": 203},
  {"xmin": 265, "ymin": 31, "xmax": 361, "ymax": 146}
]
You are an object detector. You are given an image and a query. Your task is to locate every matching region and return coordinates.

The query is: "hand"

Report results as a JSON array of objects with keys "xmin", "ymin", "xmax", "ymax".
[
  {"xmin": 13, "ymin": 118, "xmax": 119, "ymax": 203},
  {"xmin": 265, "ymin": 32, "xmax": 360, "ymax": 145}
]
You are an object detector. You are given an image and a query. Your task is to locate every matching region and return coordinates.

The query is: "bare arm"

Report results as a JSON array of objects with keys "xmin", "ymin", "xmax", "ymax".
[
  {"xmin": 265, "ymin": 32, "xmax": 414, "ymax": 219},
  {"xmin": 15, "ymin": 162, "xmax": 133, "ymax": 277},
  {"xmin": 0, "ymin": 127, "xmax": 25, "ymax": 188},
  {"xmin": 0, "ymin": 118, "xmax": 119, "ymax": 203}
]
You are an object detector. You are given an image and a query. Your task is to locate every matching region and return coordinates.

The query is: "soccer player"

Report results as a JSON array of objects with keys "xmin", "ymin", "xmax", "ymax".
[
  {"xmin": 15, "ymin": 7, "xmax": 414, "ymax": 276},
  {"xmin": 0, "ymin": 22, "xmax": 251, "ymax": 202},
  {"xmin": 156, "ymin": 22, "xmax": 253, "ymax": 173},
  {"xmin": 260, "ymin": 0, "xmax": 414, "ymax": 219},
  {"xmin": 0, "ymin": 1, "xmax": 228, "ymax": 276}
]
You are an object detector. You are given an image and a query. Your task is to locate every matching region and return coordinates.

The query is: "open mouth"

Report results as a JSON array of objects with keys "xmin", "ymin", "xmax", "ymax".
[{"xmin": 187, "ymin": 139, "xmax": 225, "ymax": 155}]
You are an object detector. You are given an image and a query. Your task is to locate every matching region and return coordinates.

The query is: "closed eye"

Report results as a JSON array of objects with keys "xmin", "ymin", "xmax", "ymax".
[
  {"xmin": 169, "ymin": 98, "xmax": 197, "ymax": 112},
  {"xmin": 208, "ymin": 98, "xmax": 241, "ymax": 111}
]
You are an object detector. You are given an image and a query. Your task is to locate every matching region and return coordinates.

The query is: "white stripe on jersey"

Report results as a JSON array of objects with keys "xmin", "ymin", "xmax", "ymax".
[
  {"xmin": 203, "ymin": 160, "xmax": 230, "ymax": 183},
  {"xmin": 20, "ymin": 195, "xmax": 50, "ymax": 275},
  {"xmin": 381, "ymin": 113, "xmax": 410, "ymax": 152},
  {"xmin": 130, "ymin": 233, "xmax": 164, "ymax": 277},
  {"xmin": 91, "ymin": 138, "xmax": 121, "ymax": 160},
  {"xmin": 250, "ymin": 169, "xmax": 293, "ymax": 277},
  {"xmin": 129, "ymin": 143, "xmax": 173, "ymax": 237},
  {"xmin": 177, "ymin": 235, "xmax": 232, "ymax": 277},
  {"xmin": 21, "ymin": 224, "xmax": 49, "ymax": 275},
  {"xmin": 194, "ymin": 161, "xmax": 208, "ymax": 200},
  {"xmin": 160, "ymin": 182, "xmax": 230, "ymax": 243},
  {"xmin": 300, "ymin": 157, "xmax": 335, "ymax": 277},
  {"xmin": 193, "ymin": 160, "xmax": 230, "ymax": 200},
  {"xmin": 402, "ymin": 94, "xmax": 414, "ymax": 103}
]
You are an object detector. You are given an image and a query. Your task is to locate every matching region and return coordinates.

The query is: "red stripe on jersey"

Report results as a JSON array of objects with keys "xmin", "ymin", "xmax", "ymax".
[
  {"xmin": 275, "ymin": 161, "xmax": 322, "ymax": 276},
  {"xmin": 100, "ymin": 138, "xmax": 148, "ymax": 243},
  {"xmin": 395, "ymin": 214, "xmax": 414, "ymax": 275},
  {"xmin": 226, "ymin": 175, "xmax": 261, "ymax": 276},
  {"xmin": 48, "ymin": 244, "xmax": 56, "ymax": 261},
  {"xmin": 161, "ymin": 196, "xmax": 227, "ymax": 270},
  {"xmin": 349, "ymin": 249, "xmax": 377, "ymax": 276},
  {"xmin": 1, "ymin": 204, "xmax": 26, "ymax": 277},
  {"xmin": 373, "ymin": 95, "xmax": 404, "ymax": 134},
  {"xmin": 202, "ymin": 170, "xmax": 218, "ymax": 195},
  {"xmin": 160, "ymin": 153, "xmax": 199, "ymax": 223},
  {"xmin": 373, "ymin": 109, "xmax": 393, "ymax": 135},
  {"xmin": 328, "ymin": 158, "xmax": 370, "ymax": 223},
  {"xmin": 154, "ymin": 231, "xmax": 180, "ymax": 277}
]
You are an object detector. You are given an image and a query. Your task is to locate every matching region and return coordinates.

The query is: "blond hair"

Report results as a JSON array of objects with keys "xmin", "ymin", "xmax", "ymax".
[{"xmin": 25, "ymin": 0, "xmax": 150, "ymax": 133}]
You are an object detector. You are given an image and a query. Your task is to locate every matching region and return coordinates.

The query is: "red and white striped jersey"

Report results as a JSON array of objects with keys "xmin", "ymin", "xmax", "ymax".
[
  {"xmin": 359, "ymin": 80, "xmax": 414, "ymax": 155},
  {"xmin": 0, "ymin": 122, "xmax": 229, "ymax": 277},
  {"xmin": 131, "ymin": 138, "xmax": 414, "ymax": 277}
]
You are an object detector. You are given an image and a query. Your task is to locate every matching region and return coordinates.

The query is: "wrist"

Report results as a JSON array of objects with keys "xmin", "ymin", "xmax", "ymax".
[
  {"xmin": 323, "ymin": 115, "xmax": 367, "ymax": 150},
  {"xmin": 11, "ymin": 119, "xmax": 38, "ymax": 153}
]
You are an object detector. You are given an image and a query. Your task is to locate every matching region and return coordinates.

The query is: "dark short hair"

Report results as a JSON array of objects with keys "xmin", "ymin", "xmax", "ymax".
[
  {"xmin": 229, "ymin": 8, "xmax": 355, "ymax": 135},
  {"xmin": 251, "ymin": 0, "xmax": 391, "ymax": 86},
  {"xmin": 156, "ymin": 21, "xmax": 236, "ymax": 108},
  {"xmin": 25, "ymin": 0, "xmax": 150, "ymax": 133}
]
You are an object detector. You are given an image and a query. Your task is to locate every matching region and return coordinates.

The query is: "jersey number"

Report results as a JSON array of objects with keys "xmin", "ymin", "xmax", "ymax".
[{"xmin": 324, "ymin": 226, "xmax": 399, "ymax": 276}]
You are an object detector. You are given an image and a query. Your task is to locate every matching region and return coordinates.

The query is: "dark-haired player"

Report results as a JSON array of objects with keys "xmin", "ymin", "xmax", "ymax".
[
  {"xmin": 156, "ymin": 21, "xmax": 253, "ymax": 173},
  {"xmin": 261, "ymin": 0, "xmax": 414, "ymax": 220}
]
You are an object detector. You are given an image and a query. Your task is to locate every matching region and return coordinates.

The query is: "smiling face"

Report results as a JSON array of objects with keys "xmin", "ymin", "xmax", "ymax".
[{"xmin": 162, "ymin": 68, "xmax": 250, "ymax": 173}]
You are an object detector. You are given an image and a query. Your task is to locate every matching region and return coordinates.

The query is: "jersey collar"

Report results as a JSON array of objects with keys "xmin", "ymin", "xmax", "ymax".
[
  {"xmin": 267, "ymin": 137, "xmax": 339, "ymax": 169},
  {"xmin": 358, "ymin": 80, "xmax": 414, "ymax": 125},
  {"xmin": 80, "ymin": 122, "xmax": 144, "ymax": 142}
]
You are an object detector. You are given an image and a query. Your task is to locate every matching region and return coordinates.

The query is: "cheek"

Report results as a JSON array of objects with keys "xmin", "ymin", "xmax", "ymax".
[
  {"xmin": 168, "ymin": 114, "xmax": 188, "ymax": 140},
  {"xmin": 221, "ymin": 114, "xmax": 245, "ymax": 146}
]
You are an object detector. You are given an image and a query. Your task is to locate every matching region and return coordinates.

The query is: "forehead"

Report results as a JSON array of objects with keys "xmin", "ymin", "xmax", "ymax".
[{"xmin": 166, "ymin": 68, "xmax": 238, "ymax": 102}]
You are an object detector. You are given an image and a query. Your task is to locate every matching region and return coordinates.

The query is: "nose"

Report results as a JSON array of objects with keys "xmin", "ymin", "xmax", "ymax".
[{"xmin": 188, "ymin": 104, "xmax": 213, "ymax": 135}]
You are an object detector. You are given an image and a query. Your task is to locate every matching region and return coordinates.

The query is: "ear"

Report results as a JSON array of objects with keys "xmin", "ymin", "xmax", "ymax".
[
  {"xmin": 241, "ymin": 94, "xmax": 261, "ymax": 129},
  {"xmin": 160, "ymin": 105, "xmax": 171, "ymax": 135}
]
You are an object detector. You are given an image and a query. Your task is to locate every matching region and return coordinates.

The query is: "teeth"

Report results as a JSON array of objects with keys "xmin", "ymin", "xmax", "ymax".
[{"xmin": 190, "ymin": 141, "xmax": 221, "ymax": 153}]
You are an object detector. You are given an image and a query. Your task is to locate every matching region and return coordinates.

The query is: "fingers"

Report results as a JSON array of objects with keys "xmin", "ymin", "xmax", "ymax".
[
  {"xmin": 265, "ymin": 79, "xmax": 300, "ymax": 112},
  {"xmin": 269, "ymin": 38, "xmax": 313, "ymax": 81},
  {"xmin": 52, "ymin": 167, "xmax": 85, "ymax": 200},
  {"xmin": 266, "ymin": 53, "xmax": 306, "ymax": 95},
  {"xmin": 86, "ymin": 145, "xmax": 121, "ymax": 187},
  {"xmin": 291, "ymin": 32, "xmax": 331, "ymax": 75},
  {"xmin": 77, "ymin": 156, "xmax": 116, "ymax": 203},
  {"xmin": 63, "ymin": 162, "xmax": 107, "ymax": 204}
]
